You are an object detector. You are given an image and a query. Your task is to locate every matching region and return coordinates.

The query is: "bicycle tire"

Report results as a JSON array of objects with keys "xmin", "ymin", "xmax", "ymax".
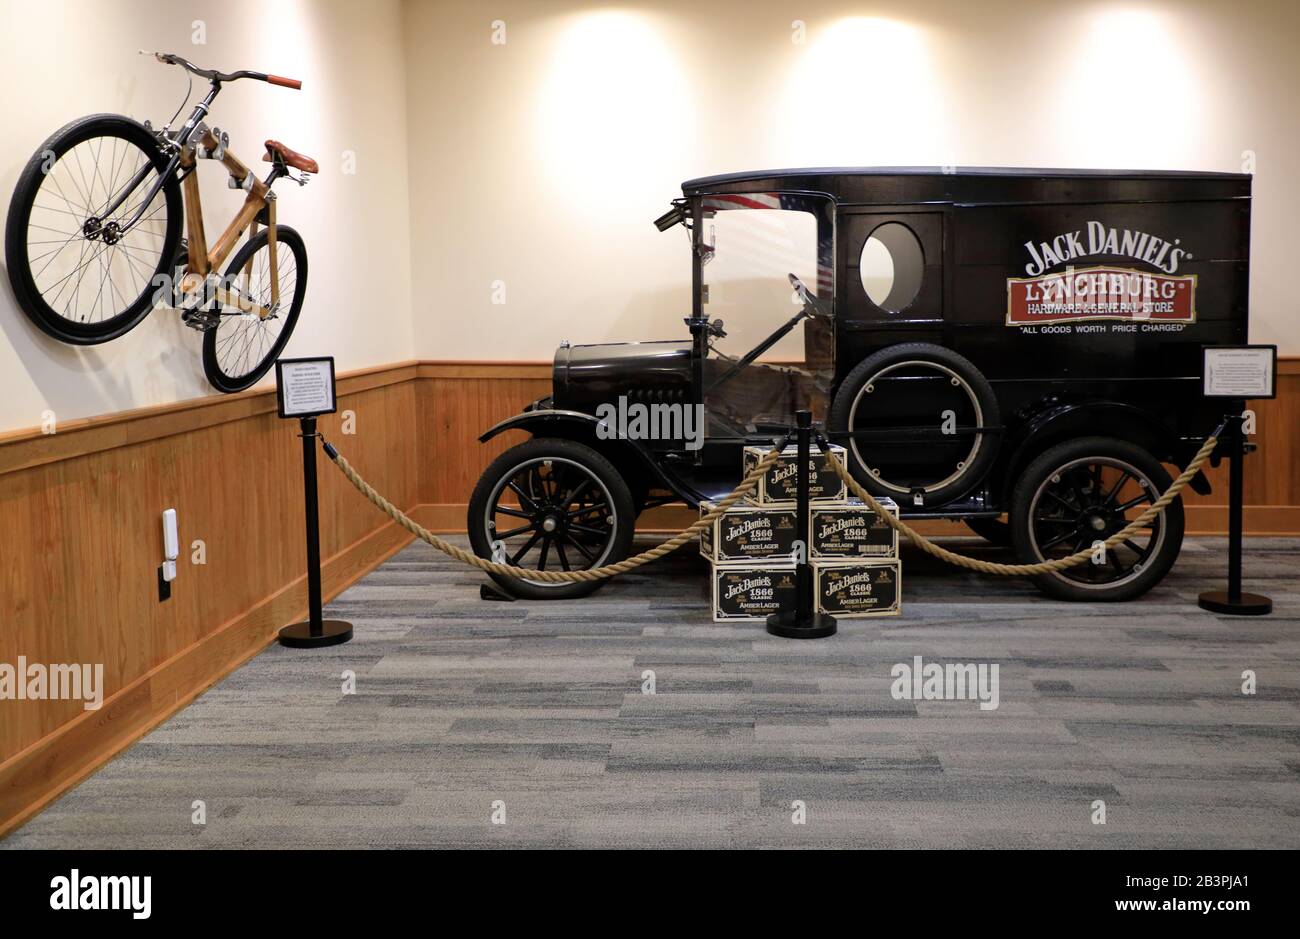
[
  {"xmin": 201, "ymin": 226, "xmax": 307, "ymax": 393},
  {"xmin": 4, "ymin": 114, "xmax": 181, "ymax": 345}
]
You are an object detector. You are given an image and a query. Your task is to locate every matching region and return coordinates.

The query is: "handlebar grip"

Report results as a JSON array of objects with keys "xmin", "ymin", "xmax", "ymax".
[{"xmin": 267, "ymin": 74, "xmax": 302, "ymax": 90}]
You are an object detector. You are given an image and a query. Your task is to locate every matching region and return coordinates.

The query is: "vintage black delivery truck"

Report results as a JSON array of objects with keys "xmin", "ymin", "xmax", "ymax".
[{"xmin": 468, "ymin": 167, "xmax": 1250, "ymax": 602}]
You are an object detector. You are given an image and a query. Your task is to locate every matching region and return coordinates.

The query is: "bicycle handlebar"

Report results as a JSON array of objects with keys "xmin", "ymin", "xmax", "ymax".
[{"xmin": 146, "ymin": 51, "xmax": 302, "ymax": 90}]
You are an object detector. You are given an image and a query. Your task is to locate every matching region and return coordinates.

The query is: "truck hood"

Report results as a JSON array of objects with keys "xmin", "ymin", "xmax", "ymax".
[{"xmin": 553, "ymin": 340, "xmax": 693, "ymax": 411}]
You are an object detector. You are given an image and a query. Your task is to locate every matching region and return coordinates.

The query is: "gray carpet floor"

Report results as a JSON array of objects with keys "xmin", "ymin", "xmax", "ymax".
[{"xmin": 4, "ymin": 536, "xmax": 1298, "ymax": 849}]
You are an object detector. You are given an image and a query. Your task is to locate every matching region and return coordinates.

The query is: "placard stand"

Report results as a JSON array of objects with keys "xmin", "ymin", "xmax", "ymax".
[
  {"xmin": 1197, "ymin": 413, "xmax": 1272, "ymax": 616},
  {"xmin": 1196, "ymin": 345, "xmax": 1275, "ymax": 617},
  {"xmin": 766, "ymin": 410, "xmax": 837, "ymax": 639},
  {"xmin": 275, "ymin": 358, "xmax": 354, "ymax": 647}
]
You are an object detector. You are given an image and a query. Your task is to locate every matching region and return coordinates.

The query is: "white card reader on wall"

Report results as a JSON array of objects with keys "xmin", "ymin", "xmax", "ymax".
[
  {"xmin": 159, "ymin": 509, "xmax": 179, "ymax": 601},
  {"xmin": 162, "ymin": 509, "xmax": 179, "ymax": 579}
]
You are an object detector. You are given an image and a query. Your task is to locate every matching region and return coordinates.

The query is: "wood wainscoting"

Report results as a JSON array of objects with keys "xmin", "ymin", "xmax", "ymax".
[
  {"xmin": 411, "ymin": 358, "xmax": 1300, "ymax": 536},
  {"xmin": 0, "ymin": 363, "xmax": 422, "ymax": 836},
  {"xmin": 1, "ymin": 357, "xmax": 1297, "ymax": 835}
]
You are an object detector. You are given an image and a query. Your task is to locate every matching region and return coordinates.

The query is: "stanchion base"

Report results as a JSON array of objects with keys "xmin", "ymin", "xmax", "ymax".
[
  {"xmin": 480, "ymin": 583, "xmax": 517, "ymax": 602},
  {"xmin": 1197, "ymin": 591, "xmax": 1272, "ymax": 616},
  {"xmin": 278, "ymin": 619, "xmax": 354, "ymax": 648},
  {"xmin": 766, "ymin": 610, "xmax": 837, "ymax": 639}
]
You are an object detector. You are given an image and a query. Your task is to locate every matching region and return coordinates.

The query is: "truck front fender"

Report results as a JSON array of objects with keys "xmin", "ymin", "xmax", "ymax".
[
  {"xmin": 478, "ymin": 409, "xmax": 603, "ymax": 444},
  {"xmin": 476, "ymin": 409, "xmax": 698, "ymax": 506}
]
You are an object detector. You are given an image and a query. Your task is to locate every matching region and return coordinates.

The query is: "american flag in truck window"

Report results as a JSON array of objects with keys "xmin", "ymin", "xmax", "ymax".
[{"xmin": 700, "ymin": 191, "xmax": 835, "ymax": 297}]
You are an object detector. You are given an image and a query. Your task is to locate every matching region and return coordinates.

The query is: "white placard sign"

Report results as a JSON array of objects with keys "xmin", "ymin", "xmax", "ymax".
[
  {"xmin": 276, "ymin": 357, "xmax": 337, "ymax": 418},
  {"xmin": 1202, "ymin": 346, "xmax": 1277, "ymax": 399}
]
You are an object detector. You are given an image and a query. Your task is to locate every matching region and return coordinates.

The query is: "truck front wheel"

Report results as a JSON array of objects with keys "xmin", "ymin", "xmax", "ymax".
[
  {"xmin": 468, "ymin": 438, "xmax": 635, "ymax": 599},
  {"xmin": 1009, "ymin": 437, "xmax": 1185, "ymax": 602}
]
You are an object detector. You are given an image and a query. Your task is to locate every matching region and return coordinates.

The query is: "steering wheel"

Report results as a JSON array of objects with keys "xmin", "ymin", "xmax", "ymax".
[{"xmin": 788, "ymin": 273, "xmax": 831, "ymax": 318}]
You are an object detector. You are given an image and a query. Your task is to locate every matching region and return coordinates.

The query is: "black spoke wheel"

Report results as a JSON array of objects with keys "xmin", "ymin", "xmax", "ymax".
[
  {"xmin": 201, "ymin": 226, "xmax": 307, "ymax": 393},
  {"xmin": 468, "ymin": 438, "xmax": 635, "ymax": 599},
  {"xmin": 5, "ymin": 114, "xmax": 181, "ymax": 344},
  {"xmin": 1010, "ymin": 437, "xmax": 1184, "ymax": 601}
]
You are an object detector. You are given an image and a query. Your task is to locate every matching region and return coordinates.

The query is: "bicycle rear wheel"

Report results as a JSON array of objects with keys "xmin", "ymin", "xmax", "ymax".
[
  {"xmin": 4, "ymin": 114, "xmax": 181, "ymax": 344},
  {"xmin": 201, "ymin": 226, "xmax": 306, "ymax": 393}
]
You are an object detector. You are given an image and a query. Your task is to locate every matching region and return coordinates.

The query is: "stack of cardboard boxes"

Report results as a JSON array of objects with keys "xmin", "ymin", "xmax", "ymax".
[{"xmin": 701, "ymin": 444, "xmax": 902, "ymax": 622}]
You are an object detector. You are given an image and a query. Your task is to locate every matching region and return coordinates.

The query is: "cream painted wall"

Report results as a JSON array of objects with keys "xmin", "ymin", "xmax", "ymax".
[
  {"xmin": 0, "ymin": 0, "xmax": 413, "ymax": 434},
  {"xmin": 402, "ymin": 0, "xmax": 1299, "ymax": 360},
  {"xmin": 2, "ymin": 1, "xmax": 1295, "ymax": 434}
]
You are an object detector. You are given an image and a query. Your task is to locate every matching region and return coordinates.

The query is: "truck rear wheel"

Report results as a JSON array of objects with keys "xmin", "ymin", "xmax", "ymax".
[
  {"xmin": 468, "ymin": 437, "xmax": 635, "ymax": 599},
  {"xmin": 829, "ymin": 343, "xmax": 1000, "ymax": 508},
  {"xmin": 1009, "ymin": 437, "xmax": 1184, "ymax": 601}
]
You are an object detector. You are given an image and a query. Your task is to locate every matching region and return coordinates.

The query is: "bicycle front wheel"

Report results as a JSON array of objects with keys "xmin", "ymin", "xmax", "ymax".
[
  {"xmin": 4, "ymin": 114, "xmax": 182, "ymax": 344},
  {"xmin": 202, "ymin": 225, "xmax": 307, "ymax": 393}
]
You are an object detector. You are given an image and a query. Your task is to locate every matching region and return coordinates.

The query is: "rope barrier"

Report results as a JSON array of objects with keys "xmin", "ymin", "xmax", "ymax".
[
  {"xmin": 322, "ymin": 430, "xmax": 1219, "ymax": 583},
  {"xmin": 821, "ymin": 434, "xmax": 1219, "ymax": 576},
  {"xmin": 324, "ymin": 442, "xmax": 783, "ymax": 583}
]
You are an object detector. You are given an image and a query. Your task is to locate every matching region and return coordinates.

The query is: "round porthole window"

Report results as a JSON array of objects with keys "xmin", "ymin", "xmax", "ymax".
[{"xmin": 859, "ymin": 222, "xmax": 924, "ymax": 313}]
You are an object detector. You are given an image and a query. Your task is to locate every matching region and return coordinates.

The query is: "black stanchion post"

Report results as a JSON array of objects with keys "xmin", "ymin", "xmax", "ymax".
[
  {"xmin": 767, "ymin": 410, "xmax": 837, "ymax": 639},
  {"xmin": 275, "ymin": 357, "xmax": 355, "ymax": 648},
  {"xmin": 1198, "ymin": 412, "xmax": 1272, "ymax": 616}
]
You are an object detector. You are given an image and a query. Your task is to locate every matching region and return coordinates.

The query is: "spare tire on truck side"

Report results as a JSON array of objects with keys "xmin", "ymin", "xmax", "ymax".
[{"xmin": 828, "ymin": 343, "xmax": 1000, "ymax": 509}]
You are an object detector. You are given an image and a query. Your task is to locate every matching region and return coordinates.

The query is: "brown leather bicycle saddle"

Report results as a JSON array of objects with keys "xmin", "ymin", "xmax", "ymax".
[{"xmin": 262, "ymin": 140, "xmax": 318, "ymax": 174}]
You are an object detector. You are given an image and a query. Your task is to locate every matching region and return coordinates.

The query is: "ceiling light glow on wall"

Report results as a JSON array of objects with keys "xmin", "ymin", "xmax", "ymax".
[
  {"xmin": 775, "ymin": 17, "xmax": 949, "ymax": 165},
  {"xmin": 536, "ymin": 11, "xmax": 692, "ymax": 200},
  {"xmin": 1054, "ymin": 7, "xmax": 1203, "ymax": 166}
]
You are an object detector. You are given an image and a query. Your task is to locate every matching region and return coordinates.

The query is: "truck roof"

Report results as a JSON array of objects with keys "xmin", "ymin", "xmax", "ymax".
[{"xmin": 681, "ymin": 166, "xmax": 1251, "ymax": 204}]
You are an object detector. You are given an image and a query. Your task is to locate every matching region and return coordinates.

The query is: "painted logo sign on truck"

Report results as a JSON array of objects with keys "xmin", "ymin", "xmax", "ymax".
[{"xmin": 1007, "ymin": 221, "xmax": 1197, "ymax": 326}]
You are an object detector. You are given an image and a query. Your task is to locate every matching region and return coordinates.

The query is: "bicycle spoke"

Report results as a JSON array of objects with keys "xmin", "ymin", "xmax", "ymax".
[
  {"xmin": 212, "ymin": 238, "xmax": 299, "ymax": 381},
  {"xmin": 25, "ymin": 135, "xmax": 172, "ymax": 326}
]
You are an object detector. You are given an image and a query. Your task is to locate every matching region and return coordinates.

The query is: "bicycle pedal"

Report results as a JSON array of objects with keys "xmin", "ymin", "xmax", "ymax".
[{"xmin": 180, "ymin": 306, "xmax": 221, "ymax": 332}]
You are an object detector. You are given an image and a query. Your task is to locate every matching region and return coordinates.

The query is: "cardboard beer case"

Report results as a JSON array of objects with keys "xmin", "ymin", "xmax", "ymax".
[
  {"xmin": 741, "ymin": 444, "xmax": 848, "ymax": 505},
  {"xmin": 809, "ymin": 497, "xmax": 899, "ymax": 559},
  {"xmin": 699, "ymin": 501, "xmax": 800, "ymax": 563},
  {"xmin": 711, "ymin": 563, "xmax": 798, "ymax": 622},
  {"xmin": 812, "ymin": 559, "xmax": 902, "ymax": 618}
]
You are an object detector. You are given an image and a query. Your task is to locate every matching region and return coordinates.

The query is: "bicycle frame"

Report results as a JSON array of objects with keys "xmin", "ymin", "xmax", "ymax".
[
  {"xmin": 177, "ymin": 125, "xmax": 280, "ymax": 319},
  {"xmin": 108, "ymin": 78, "xmax": 283, "ymax": 319}
]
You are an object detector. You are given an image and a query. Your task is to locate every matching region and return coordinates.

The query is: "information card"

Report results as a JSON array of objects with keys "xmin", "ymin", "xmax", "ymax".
[
  {"xmin": 276, "ymin": 357, "xmax": 338, "ymax": 418},
  {"xmin": 1203, "ymin": 346, "xmax": 1276, "ymax": 399}
]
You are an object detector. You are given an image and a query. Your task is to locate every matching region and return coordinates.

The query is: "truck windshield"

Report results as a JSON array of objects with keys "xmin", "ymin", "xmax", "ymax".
[{"xmin": 698, "ymin": 192, "xmax": 835, "ymax": 437}]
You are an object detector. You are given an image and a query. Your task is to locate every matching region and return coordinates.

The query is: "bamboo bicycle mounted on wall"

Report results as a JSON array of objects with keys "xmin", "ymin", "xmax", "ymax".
[{"xmin": 4, "ymin": 52, "xmax": 316, "ymax": 392}]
